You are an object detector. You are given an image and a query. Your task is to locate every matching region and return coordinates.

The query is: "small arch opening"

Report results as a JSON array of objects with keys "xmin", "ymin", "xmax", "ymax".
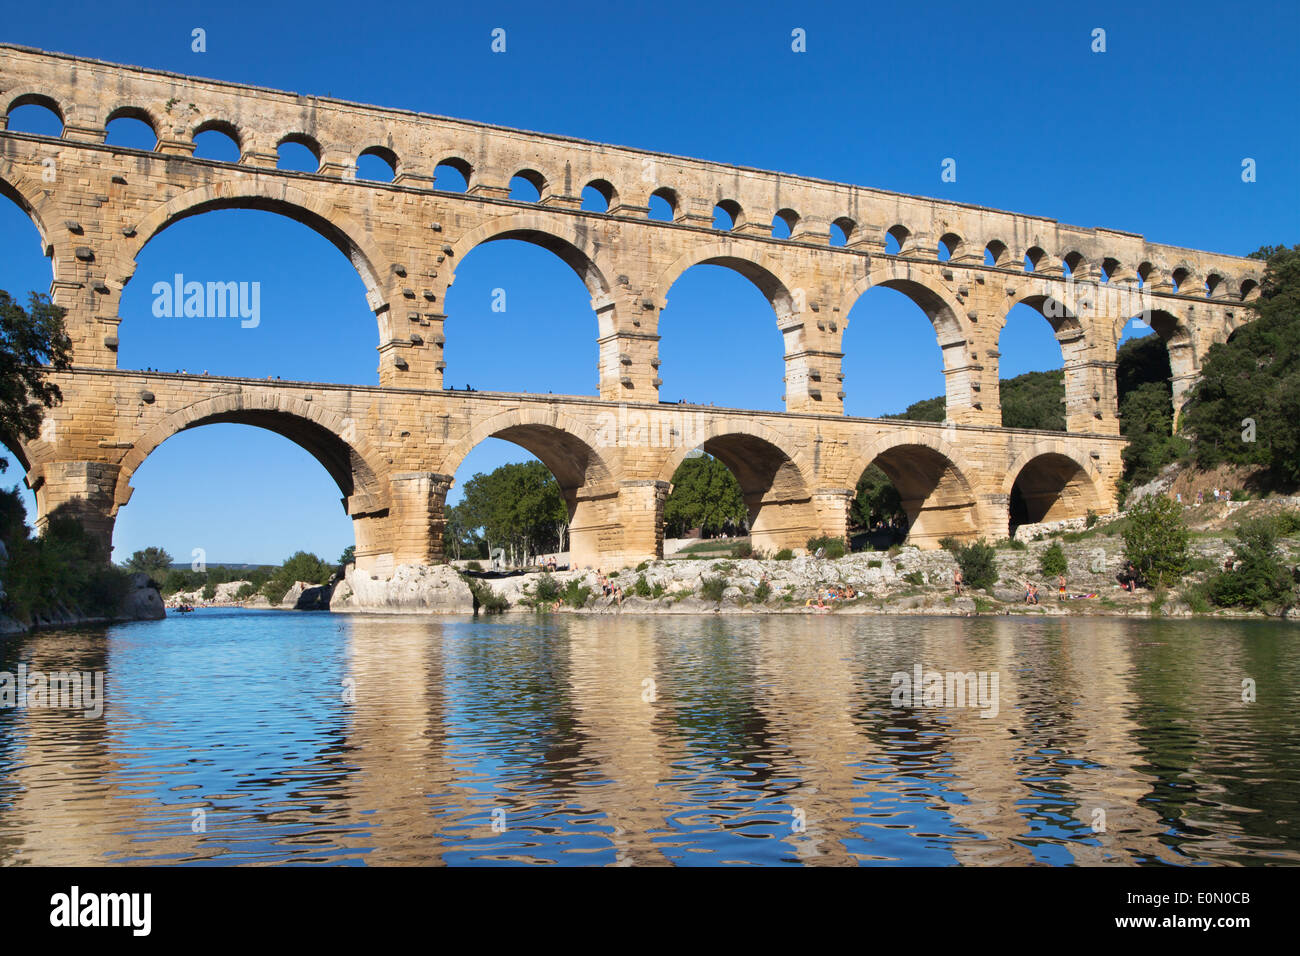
[
  {"xmin": 5, "ymin": 96, "xmax": 63, "ymax": 136},
  {"xmin": 830, "ymin": 217, "xmax": 854, "ymax": 247},
  {"xmin": 771, "ymin": 208, "xmax": 798, "ymax": 239},
  {"xmin": 192, "ymin": 121, "xmax": 241, "ymax": 162},
  {"xmin": 104, "ymin": 108, "xmax": 157, "ymax": 150},
  {"xmin": 712, "ymin": 199, "xmax": 742, "ymax": 231},
  {"xmin": 356, "ymin": 146, "xmax": 397, "ymax": 183},
  {"xmin": 884, "ymin": 225, "xmax": 910, "ymax": 255},
  {"xmin": 276, "ymin": 134, "xmax": 321, "ymax": 173},
  {"xmin": 648, "ymin": 188, "xmax": 677, "ymax": 222},
  {"xmin": 581, "ymin": 179, "xmax": 616, "ymax": 213},
  {"xmin": 509, "ymin": 169, "xmax": 546, "ymax": 202},
  {"xmin": 434, "ymin": 158, "xmax": 471, "ymax": 192}
]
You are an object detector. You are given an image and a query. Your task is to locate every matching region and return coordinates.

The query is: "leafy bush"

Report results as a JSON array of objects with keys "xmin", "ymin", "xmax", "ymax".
[
  {"xmin": 562, "ymin": 579, "xmax": 592, "ymax": 608},
  {"xmin": 1086, "ymin": 510, "xmax": 1098, "ymax": 529},
  {"xmin": 753, "ymin": 580, "xmax": 771, "ymax": 602},
  {"xmin": 1275, "ymin": 510, "xmax": 1300, "ymax": 537},
  {"xmin": 1179, "ymin": 583, "xmax": 1211, "ymax": 614},
  {"xmin": 465, "ymin": 575, "xmax": 509, "ymax": 614},
  {"xmin": 633, "ymin": 574, "xmax": 653, "ymax": 598},
  {"xmin": 938, "ymin": 536, "xmax": 961, "ymax": 554},
  {"xmin": 730, "ymin": 542, "xmax": 753, "ymax": 558},
  {"xmin": 465, "ymin": 560, "xmax": 483, "ymax": 572},
  {"xmin": 201, "ymin": 583, "xmax": 216, "ymax": 601},
  {"xmin": 867, "ymin": 559, "xmax": 882, "ymax": 568},
  {"xmin": 234, "ymin": 582, "xmax": 257, "ymax": 601},
  {"xmin": 700, "ymin": 576, "xmax": 728, "ymax": 602},
  {"xmin": 902, "ymin": 570, "xmax": 924, "ymax": 586},
  {"xmin": 1038, "ymin": 542, "xmax": 1068, "ymax": 578},
  {"xmin": 636, "ymin": 561, "xmax": 649, "ymax": 572},
  {"xmin": 1206, "ymin": 518, "xmax": 1296, "ymax": 613},
  {"xmin": 806, "ymin": 536, "xmax": 845, "ymax": 559},
  {"xmin": 532, "ymin": 573, "xmax": 562, "ymax": 603},
  {"xmin": 0, "ymin": 499, "xmax": 132, "ymax": 623},
  {"xmin": 773, "ymin": 548, "xmax": 794, "ymax": 561},
  {"xmin": 1123, "ymin": 494, "xmax": 1189, "ymax": 587},
  {"xmin": 954, "ymin": 540, "xmax": 998, "ymax": 591}
]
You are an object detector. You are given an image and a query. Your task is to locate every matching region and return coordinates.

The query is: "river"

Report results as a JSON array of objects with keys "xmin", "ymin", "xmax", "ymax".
[{"xmin": 0, "ymin": 610, "xmax": 1295, "ymax": 866}]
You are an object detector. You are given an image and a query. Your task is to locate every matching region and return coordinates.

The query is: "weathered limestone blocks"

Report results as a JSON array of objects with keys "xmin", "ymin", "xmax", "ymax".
[{"xmin": 331, "ymin": 563, "xmax": 474, "ymax": 613}]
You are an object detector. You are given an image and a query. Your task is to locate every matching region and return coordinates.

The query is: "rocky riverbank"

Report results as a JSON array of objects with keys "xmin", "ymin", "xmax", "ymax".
[
  {"xmin": 1, "ymin": 572, "xmax": 166, "ymax": 636},
  {"xmin": 152, "ymin": 498, "xmax": 1300, "ymax": 621},
  {"xmin": 321, "ymin": 500, "xmax": 1297, "ymax": 621}
]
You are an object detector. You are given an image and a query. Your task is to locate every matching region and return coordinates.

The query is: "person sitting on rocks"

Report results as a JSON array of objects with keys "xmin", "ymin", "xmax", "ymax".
[{"xmin": 1117, "ymin": 562, "xmax": 1139, "ymax": 592}]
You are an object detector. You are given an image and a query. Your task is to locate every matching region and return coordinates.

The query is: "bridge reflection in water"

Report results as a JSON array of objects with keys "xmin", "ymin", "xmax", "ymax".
[{"xmin": 0, "ymin": 612, "xmax": 1296, "ymax": 866}]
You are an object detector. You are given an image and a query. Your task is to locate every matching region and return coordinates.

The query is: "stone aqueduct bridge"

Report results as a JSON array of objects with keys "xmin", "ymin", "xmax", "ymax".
[{"xmin": 0, "ymin": 46, "xmax": 1263, "ymax": 571}]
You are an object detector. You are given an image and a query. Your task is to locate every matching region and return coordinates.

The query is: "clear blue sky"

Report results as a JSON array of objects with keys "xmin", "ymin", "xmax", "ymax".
[{"xmin": 1, "ymin": 0, "xmax": 1296, "ymax": 564}]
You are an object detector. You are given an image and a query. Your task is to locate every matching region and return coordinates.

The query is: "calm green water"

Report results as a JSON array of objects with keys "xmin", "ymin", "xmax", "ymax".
[{"xmin": 0, "ymin": 610, "xmax": 1296, "ymax": 866}]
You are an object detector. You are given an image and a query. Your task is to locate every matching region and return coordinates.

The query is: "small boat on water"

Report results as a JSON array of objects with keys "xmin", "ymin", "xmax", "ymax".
[{"xmin": 174, "ymin": 604, "xmax": 195, "ymax": 613}]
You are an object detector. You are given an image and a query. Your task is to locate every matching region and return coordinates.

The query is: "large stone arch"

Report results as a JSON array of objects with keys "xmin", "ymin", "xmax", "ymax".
[
  {"xmin": 0, "ymin": 167, "xmax": 56, "ymax": 263},
  {"xmin": 450, "ymin": 211, "xmax": 617, "ymax": 316},
  {"xmin": 654, "ymin": 419, "xmax": 818, "ymax": 554},
  {"xmin": 1003, "ymin": 441, "xmax": 1109, "ymax": 531},
  {"xmin": 843, "ymin": 259, "xmax": 973, "ymax": 421},
  {"xmin": 114, "ymin": 391, "xmax": 393, "ymax": 567},
  {"xmin": 844, "ymin": 260, "xmax": 969, "ymax": 340},
  {"xmin": 437, "ymin": 404, "xmax": 621, "ymax": 568},
  {"xmin": 843, "ymin": 428, "xmax": 984, "ymax": 548},
  {"xmin": 652, "ymin": 241, "xmax": 799, "ymax": 323},
  {"xmin": 124, "ymin": 180, "xmax": 386, "ymax": 308},
  {"xmin": 439, "ymin": 405, "xmax": 617, "ymax": 492}
]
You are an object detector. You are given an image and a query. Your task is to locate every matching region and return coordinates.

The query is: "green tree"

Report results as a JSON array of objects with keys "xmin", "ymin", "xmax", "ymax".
[
  {"xmin": 955, "ymin": 539, "xmax": 998, "ymax": 591},
  {"xmin": 663, "ymin": 454, "xmax": 746, "ymax": 538},
  {"xmin": 261, "ymin": 550, "xmax": 333, "ymax": 603},
  {"xmin": 458, "ymin": 460, "xmax": 567, "ymax": 564},
  {"xmin": 1115, "ymin": 334, "xmax": 1189, "ymax": 485},
  {"xmin": 338, "ymin": 545, "xmax": 355, "ymax": 567},
  {"xmin": 850, "ymin": 465, "xmax": 905, "ymax": 528},
  {"xmin": 0, "ymin": 291, "xmax": 72, "ymax": 473},
  {"xmin": 1207, "ymin": 518, "xmax": 1297, "ymax": 613},
  {"xmin": 1180, "ymin": 244, "xmax": 1300, "ymax": 484},
  {"xmin": 124, "ymin": 546, "xmax": 174, "ymax": 578},
  {"xmin": 1123, "ymin": 494, "xmax": 1189, "ymax": 587},
  {"xmin": 1039, "ymin": 541, "xmax": 1068, "ymax": 578}
]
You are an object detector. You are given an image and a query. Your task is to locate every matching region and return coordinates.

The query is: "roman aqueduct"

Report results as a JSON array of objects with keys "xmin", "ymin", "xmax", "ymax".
[{"xmin": 0, "ymin": 45, "xmax": 1263, "ymax": 570}]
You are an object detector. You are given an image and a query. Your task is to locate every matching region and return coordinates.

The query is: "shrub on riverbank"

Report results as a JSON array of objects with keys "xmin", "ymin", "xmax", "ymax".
[
  {"xmin": 464, "ymin": 575, "xmax": 509, "ymax": 614},
  {"xmin": 1205, "ymin": 518, "xmax": 1297, "ymax": 613},
  {"xmin": 0, "ymin": 495, "xmax": 131, "ymax": 623},
  {"xmin": 1123, "ymin": 494, "xmax": 1189, "ymax": 587},
  {"xmin": 807, "ymin": 536, "xmax": 846, "ymax": 559},
  {"xmin": 954, "ymin": 540, "xmax": 998, "ymax": 591},
  {"xmin": 700, "ymin": 576, "xmax": 728, "ymax": 602},
  {"xmin": 1039, "ymin": 542, "xmax": 1068, "ymax": 578}
]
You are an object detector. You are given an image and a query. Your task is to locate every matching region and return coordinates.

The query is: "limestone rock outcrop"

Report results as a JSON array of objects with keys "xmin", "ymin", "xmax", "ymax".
[{"xmin": 330, "ymin": 564, "xmax": 474, "ymax": 614}]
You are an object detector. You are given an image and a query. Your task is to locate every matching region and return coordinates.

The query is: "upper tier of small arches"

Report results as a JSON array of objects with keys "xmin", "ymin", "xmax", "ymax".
[{"xmin": 0, "ymin": 66, "xmax": 1263, "ymax": 303}]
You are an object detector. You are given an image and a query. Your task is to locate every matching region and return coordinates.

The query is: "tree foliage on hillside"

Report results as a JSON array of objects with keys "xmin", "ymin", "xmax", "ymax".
[
  {"xmin": 1180, "ymin": 244, "xmax": 1300, "ymax": 484},
  {"xmin": 885, "ymin": 370, "xmax": 1067, "ymax": 431},
  {"xmin": 1116, "ymin": 334, "xmax": 1188, "ymax": 485},
  {"xmin": 663, "ymin": 454, "xmax": 746, "ymax": 538}
]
